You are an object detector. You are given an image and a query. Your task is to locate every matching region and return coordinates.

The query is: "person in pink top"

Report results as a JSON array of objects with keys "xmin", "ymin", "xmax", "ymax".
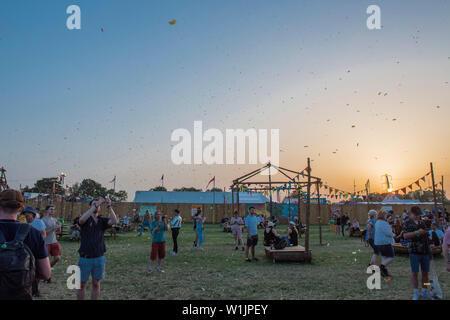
[{"xmin": 444, "ymin": 226, "xmax": 450, "ymax": 272}]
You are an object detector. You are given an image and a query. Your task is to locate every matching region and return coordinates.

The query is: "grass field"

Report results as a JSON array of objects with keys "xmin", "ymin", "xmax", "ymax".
[{"xmin": 36, "ymin": 224, "xmax": 449, "ymax": 300}]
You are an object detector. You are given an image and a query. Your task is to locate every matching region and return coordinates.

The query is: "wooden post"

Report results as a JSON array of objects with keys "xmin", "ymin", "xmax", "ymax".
[
  {"xmin": 430, "ymin": 162, "xmax": 438, "ymax": 219},
  {"xmin": 297, "ymin": 187, "xmax": 301, "ymax": 222},
  {"xmin": 223, "ymin": 187, "xmax": 227, "ymax": 218},
  {"xmin": 317, "ymin": 181, "xmax": 322, "ymax": 246},
  {"xmin": 288, "ymin": 189, "xmax": 291, "ymax": 222},
  {"xmin": 441, "ymin": 176, "xmax": 445, "ymax": 216},
  {"xmin": 231, "ymin": 187, "xmax": 235, "ymax": 213},
  {"xmin": 268, "ymin": 163, "xmax": 273, "ymax": 216},
  {"xmin": 236, "ymin": 187, "xmax": 240, "ymax": 215},
  {"xmin": 305, "ymin": 158, "xmax": 311, "ymax": 257}
]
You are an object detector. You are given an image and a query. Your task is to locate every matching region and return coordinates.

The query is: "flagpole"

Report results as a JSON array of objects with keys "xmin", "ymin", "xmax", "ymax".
[
  {"xmin": 113, "ymin": 175, "xmax": 116, "ymax": 192},
  {"xmin": 430, "ymin": 162, "xmax": 438, "ymax": 218},
  {"xmin": 213, "ymin": 177, "xmax": 216, "ymax": 224}
]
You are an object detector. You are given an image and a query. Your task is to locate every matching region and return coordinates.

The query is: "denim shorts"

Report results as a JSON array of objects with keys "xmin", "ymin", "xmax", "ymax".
[
  {"xmin": 78, "ymin": 256, "xmax": 106, "ymax": 282},
  {"xmin": 409, "ymin": 253, "xmax": 431, "ymax": 273}
]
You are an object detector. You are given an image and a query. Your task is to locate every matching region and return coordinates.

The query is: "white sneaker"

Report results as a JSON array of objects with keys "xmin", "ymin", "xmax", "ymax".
[
  {"xmin": 197, "ymin": 247, "xmax": 204, "ymax": 251},
  {"xmin": 51, "ymin": 267, "xmax": 54, "ymax": 271},
  {"xmin": 146, "ymin": 268, "xmax": 152, "ymax": 275},
  {"xmin": 170, "ymin": 251, "xmax": 177, "ymax": 256},
  {"xmin": 156, "ymin": 266, "xmax": 163, "ymax": 272}
]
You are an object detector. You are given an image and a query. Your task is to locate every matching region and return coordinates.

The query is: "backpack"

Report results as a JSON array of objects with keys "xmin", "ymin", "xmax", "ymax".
[
  {"xmin": 0, "ymin": 223, "xmax": 35, "ymax": 300},
  {"xmin": 273, "ymin": 237, "xmax": 287, "ymax": 250}
]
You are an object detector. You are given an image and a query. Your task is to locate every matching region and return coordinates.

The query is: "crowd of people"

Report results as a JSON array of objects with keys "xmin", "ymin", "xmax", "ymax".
[
  {"xmin": 1, "ymin": 187, "xmax": 449, "ymax": 301},
  {"xmin": 365, "ymin": 206, "xmax": 449, "ymax": 300}
]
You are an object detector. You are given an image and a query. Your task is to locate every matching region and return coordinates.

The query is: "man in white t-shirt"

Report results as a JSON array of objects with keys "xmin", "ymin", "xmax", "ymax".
[{"xmin": 42, "ymin": 205, "xmax": 62, "ymax": 273}]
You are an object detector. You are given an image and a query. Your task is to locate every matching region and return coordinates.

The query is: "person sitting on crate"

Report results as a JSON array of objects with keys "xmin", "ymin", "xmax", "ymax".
[
  {"xmin": 287, "ymin": 221, "xmax": 298, "ymax": 246},
  {"xmin": 264, "ymin": 220, "xmax": 289, "ymax": 250},
  {"xmin": 348, "ymin": 218, "xmax": 361, "ymax": 237}
]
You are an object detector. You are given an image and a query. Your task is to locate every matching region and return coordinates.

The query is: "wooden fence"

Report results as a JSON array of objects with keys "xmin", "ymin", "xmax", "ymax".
[{"xmin": 24, "ymin": 199, "xmax": 449, "ymax": 225}]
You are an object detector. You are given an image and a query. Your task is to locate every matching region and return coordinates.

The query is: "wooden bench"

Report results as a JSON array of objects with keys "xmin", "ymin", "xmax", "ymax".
[
  {"xmin": 392, "ymin": 243, "xmax": 442, "ymax": 256},
  {"xmin": 264, "ymin": 245, "xmax": 311, "ymax": 263}
]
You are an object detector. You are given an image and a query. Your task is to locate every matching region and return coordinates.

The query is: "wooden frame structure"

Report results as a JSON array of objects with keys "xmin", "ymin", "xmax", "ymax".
[{"xmin": 230, "ymin": 159, "xmax": 321, "ymax": 261}]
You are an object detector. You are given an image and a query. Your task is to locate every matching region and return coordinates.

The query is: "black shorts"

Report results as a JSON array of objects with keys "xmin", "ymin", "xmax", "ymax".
[
  {"xmin": 247, "ymin": 235, "xmax": 258, "ymax": 247},
  {"xmin": 375, "ymin": 244, "xmax": 395, "ymax": 258}
]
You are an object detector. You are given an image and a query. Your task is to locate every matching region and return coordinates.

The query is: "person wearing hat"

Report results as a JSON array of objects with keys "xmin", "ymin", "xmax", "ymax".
[
  {"xmin": 401, "ymin": 206, "xmax": 434, "ymax": 300},
  {"xmin": 169, "ymin": 209, "xmax": 182, "ymax": 255},
  {"xmin": 287, "ymin": 221, "xmax": 299, "ymax": 247},
  {"xmin": 22, "ymin": 206, "xmax": 47, "ymax": 240},
  {"xmin": 22, "ymin": 206, "xmax": 49, "ymax": 296},
  {"xmin": 263, "ymin": 220, "xmax": 280, "ymax": 247},
  {"xmin": 0, "ymin": 189, "xmax": 51, "ymax": 299}
]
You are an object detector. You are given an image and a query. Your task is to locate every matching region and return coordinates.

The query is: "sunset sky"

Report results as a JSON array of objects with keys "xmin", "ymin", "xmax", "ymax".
[{"xmin": 1, "ymin": 0, "xmax": 449, "ymax": 200}]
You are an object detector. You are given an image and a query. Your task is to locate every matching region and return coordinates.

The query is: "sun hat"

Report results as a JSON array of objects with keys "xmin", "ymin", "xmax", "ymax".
[
  {"xmin": 22, "ymin": 206, "xmax": 37, "ymax": 216},
  {"xmin": 268, "ymin": 221, "xmax": 275, "ymax": 227},
  {"xmin": 368, "ymin": 210, "xmax": 377, "ymax": 218}
]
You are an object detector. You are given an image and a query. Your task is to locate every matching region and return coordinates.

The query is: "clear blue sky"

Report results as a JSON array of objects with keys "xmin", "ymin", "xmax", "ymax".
[{"xmin": 1, "ymin": 0, "xmax": 449, "ymax": 199}]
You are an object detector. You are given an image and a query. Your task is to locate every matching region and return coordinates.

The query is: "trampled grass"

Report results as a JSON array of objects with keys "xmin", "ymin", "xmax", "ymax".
[{"xmin": 36, "ymin": 224, "xmax": 449, "ymax": 300}]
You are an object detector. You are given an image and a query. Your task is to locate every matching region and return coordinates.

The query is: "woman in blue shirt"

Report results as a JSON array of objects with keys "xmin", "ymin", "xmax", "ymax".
[
  {"xmin": 374, "ymin": 210, "xmax": 395, "ymax": 277},
  {"xmin": 195, "ymin": 211, "xmax": 206, "ymax": 251}
]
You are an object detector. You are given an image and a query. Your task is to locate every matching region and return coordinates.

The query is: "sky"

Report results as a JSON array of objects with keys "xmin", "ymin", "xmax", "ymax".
[{"xmin": 0, "ymin": 0, "xmax": 449, "ymax": 200}]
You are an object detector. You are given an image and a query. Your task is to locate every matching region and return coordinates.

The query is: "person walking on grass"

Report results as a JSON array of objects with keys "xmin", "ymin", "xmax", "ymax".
[
  {"xmin": 341, "ymin": 213, "xmax": 349, "ymax": 237},
  {"xmin": 366, "ymin": 210, "xmax": 379, "ymax": 266},
  {"xmin": 374, "ymin": 210, "xmax": 395, "ymax": 277},
  {"xmin": 42, "ymin": 205, "xmax": 62, "ymax": 276},
  {"xmin": 335, "ymin": 213, "xmax": 341, "ymax": 237},
  {"xmin": 245, "ymin": 207, "xmax": 259, "ymax": 262},
  {"xmin": 139, "ymin": 209, "xmax": 152, "ymax": 236},
  {"xmin": 77, "ymin": 197, "xmax": 117, "ymax": 300},
  {"xmin": 401, "ymin": 206, "xmax": 434, "ymax": 300},
  {"xmin": 170, "ymin": 209, "xmax": 182, "ymax": 256},
  {"xmin": 192, "ymin": 208, "xmax": 201, "ymax": 248},
  {"xmin": 230, "ymin": 211, "xmax": 244, "ymax": 251},
  {"xmin": 0, "ymin": 190, "xmax": 51, "ymax": 300},
  {"xmin": 22, "ymin": 206, "xmax": 47, "ymax": 297},
  {"xmin": 148, "ymin": 211, "xmax": 168, "ymax": 274},
  {"xmin": 195, "ymin": 209, "xmax": 206, "ymax": 250}
]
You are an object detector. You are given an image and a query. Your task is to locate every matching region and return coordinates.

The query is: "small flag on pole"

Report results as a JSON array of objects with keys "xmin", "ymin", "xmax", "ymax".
[{"xmin": 206, "ymin": 176, "xmax": 215, "ymax": 189}]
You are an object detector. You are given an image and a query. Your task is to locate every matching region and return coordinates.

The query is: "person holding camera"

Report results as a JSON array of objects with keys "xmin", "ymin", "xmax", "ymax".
[
  {"xmin": 148, "ymin": 211, "xmax": 169, "ymax": 274},
  {"xmin": 170, "ymin": 209, "xmax": 182, "ymax": 255},
  {"xmin": 401, "ymin": 206, "xmax": 434, "ymax": 300},
  {"xmin": 76, "ymin": 197, "xmax": 117, "ymax": 300}
]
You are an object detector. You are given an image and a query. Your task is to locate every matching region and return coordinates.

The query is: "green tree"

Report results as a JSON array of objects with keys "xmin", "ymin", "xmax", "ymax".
[
  {"xmin": 78, "ymin": 179, "xmax": 107, "ymax": 198},
  {"xmin": 151, "ymin": 186, "xmax": 167, "ymax": 191},
  {"xmin": 106, "ymin": 189, "xmax": 128, "ymax": 202},
  {"xmin": 173, "ymin": 187, "xmax": 202, "ymax": 192},
  {"xmin": 207, "ymin": 187, "xmax": 222, "ymax": 192},
  {"xmin": 32, "ymin": 177, "xmax": 65, "ymax": 195}
]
